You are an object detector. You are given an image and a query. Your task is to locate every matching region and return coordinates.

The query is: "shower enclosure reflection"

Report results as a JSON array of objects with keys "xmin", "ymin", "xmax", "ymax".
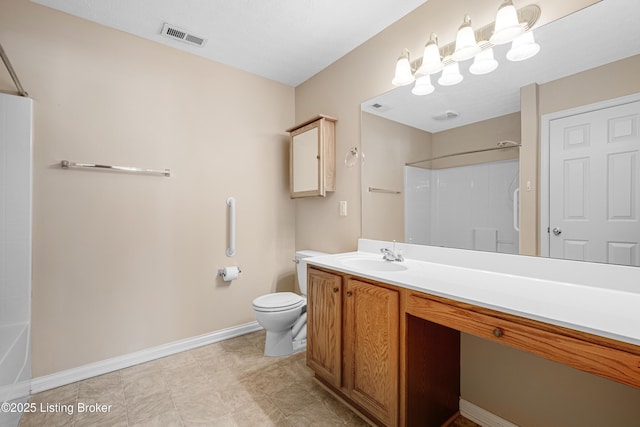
[
  {"xmin": 405, "ymin": 158, "xmax": 519, "ymax": 253},
  {"xmin": 361, "ymin": 110, "xmax": 520, "ymax": 255}
]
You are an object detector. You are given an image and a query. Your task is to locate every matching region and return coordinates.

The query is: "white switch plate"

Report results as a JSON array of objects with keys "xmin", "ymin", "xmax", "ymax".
[{"xmin": 339, "ymin": 201, "xmax": 348, "ymax": 217}]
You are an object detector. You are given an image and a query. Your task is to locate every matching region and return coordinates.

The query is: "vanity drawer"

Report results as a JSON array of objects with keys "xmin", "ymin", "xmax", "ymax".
[{"xmin": 406, "ymin": 293, "xmax": 640, "ymax": 389}]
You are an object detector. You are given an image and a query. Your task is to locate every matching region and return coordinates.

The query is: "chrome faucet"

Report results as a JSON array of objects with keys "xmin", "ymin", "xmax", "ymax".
[{"xmin": 380, "ymin": 244, "xmax": 404, "ymax": 262}]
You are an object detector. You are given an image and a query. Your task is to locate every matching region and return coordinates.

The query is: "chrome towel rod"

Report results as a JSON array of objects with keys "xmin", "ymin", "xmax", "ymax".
[
  {"xmin": 369, "ymin": 187, "xmax": 401, "ymax": 194},
  {"xmin": 406, "ymin": 140, "xmax": 521, "ymax": 166},
  {"xmin": 60, "ymin": 160, "xmax": 171, "ymax": 177}
]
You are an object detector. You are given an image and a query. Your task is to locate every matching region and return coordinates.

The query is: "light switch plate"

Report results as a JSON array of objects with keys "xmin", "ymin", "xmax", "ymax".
[{"xmin": 339, "ymin": 201, "xmax": 348, "ymax": 216}]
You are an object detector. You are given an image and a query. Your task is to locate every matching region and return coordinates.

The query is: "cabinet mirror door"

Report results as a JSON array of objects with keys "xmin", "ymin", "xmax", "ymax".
[{"xmin": 291, "ymin": 123, "xmax": 322, "ymax": 197}]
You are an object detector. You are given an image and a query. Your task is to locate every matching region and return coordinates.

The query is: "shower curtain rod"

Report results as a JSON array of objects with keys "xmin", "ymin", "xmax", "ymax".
[
  {"xmin": 406, "ymin": 141, "xmax": 520, "ymax": 167},
  {"xmin": 0, "ymin": 43, "xmax": 28, "ymax": 97}
]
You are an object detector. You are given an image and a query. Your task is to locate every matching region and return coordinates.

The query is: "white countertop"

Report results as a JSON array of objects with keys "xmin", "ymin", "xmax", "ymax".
[{"xmin": 305, "ymin": 239, "xmax": 640, "ymax": 347}]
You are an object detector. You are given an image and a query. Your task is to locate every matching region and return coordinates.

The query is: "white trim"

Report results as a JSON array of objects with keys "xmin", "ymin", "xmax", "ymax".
[
  {"xmin": 460, "ymin": 399, "xmax": 519, "ymax": 427},
  {"xmin": 30, "ymin": 321, "xmax": 262, "ymax": 394},
  {"xmin": 539, "ymin": 92, "xmax": 640, "ymax": 257}
]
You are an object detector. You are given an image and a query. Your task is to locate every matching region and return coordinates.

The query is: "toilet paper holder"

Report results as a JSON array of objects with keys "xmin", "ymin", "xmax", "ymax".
[{"xmin": 218, "ymin": 266, "xmax": 242, "ymax": 279}]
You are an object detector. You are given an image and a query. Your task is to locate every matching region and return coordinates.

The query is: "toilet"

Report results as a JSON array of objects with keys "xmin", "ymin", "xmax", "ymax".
[{"xmin": 252, "ymin": 250, "xmax": 327, "ymax": 357}]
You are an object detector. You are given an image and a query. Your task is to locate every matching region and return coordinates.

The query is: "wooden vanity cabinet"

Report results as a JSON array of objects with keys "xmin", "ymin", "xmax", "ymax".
[
  {"xmin": 307, "ymin": 267, "xmax": 400, "ymax": 426},
  {"xmin": 287, "ymin": 115, "xmax": 336, "ymax": 198},
  {"xmin": 308, "ymin": 264, "xmax": 640, "ymax": 427}
]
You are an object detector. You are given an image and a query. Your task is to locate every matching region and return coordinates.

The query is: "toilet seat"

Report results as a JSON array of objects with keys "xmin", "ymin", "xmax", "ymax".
[{"xmin": 252, "ymin": 292, "xmax": 304, "ymax": 312}]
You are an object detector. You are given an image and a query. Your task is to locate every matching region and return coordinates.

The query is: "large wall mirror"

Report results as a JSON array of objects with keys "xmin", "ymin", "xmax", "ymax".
[{"xmin": 360, "ymin": 0, "xmax": 640, "ymax": 266}]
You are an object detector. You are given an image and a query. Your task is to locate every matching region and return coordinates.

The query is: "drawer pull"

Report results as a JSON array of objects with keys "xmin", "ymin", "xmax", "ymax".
[
  {"xmin": 346, "ymin": 291, "xmax": 353, "ymax": 297},
  {"xmin": 493, "ymin": 327, "xmax": 503, "ymax": 338},
  {"xmin": 332, "ymin": 287, "xmax": 339, "ymax": 293}
]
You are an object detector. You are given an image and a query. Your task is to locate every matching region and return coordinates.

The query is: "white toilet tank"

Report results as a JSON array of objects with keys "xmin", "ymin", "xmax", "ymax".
[{"xmin": 295, "ymin": 250, "xmax": 328, "ymax": 295}]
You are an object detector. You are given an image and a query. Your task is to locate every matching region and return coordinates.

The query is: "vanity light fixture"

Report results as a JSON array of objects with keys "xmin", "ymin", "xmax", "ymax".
[{"xmin": 391, "ymin": 3, "xmax": 540, "ymax": 95}]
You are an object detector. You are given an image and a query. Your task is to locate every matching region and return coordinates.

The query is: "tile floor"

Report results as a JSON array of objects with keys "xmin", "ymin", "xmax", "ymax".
[{"xmin": 19, "ymin": 330, "xmax": 478, "ymax": 426}]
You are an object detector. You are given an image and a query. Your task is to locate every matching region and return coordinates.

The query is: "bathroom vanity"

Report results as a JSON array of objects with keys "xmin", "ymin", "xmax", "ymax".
[{"xmin": 305, "ymin": 240, "xmax": 640, "ymax": 427}]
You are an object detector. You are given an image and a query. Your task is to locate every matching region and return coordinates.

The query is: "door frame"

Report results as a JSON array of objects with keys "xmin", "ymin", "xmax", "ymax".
[{"xmin": 539, "ymin": 92, "xmax": 640, "ymax": 257}]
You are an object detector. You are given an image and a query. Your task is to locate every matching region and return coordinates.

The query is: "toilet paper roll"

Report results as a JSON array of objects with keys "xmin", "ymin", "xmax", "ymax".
[{"xmin": 220, "ymin": 266, "xmax": 240, "ymax": 281}]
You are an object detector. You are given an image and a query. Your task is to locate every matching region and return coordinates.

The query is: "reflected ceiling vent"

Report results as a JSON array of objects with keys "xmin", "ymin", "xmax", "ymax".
[
  {"xmin": 433, "ymin": 110, "xmax": 459, "ymax": 120},
  {"xmin": 161, "ymin": 23, "xmax": 207, "ymax": 47},
  {"xmin": 368, "ymin": 103, "xmax": 391, "ymax": 112}
]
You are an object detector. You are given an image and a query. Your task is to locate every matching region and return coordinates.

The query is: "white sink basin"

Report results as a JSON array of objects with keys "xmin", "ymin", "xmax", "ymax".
[{"xmin": 339, "ymin": 257, "xmax": 409, "ymax": 272}]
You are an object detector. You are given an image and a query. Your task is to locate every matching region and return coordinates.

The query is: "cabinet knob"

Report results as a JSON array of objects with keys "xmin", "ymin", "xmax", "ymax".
[
  {"xmin": 492, "ymin": 328, "xmax": 503, "ymax": 338},
  {"xmin": 346, "ymin": 291, "xmax": 353, "ymax": 297},
  {"xmin": 332, "ymin": 287, "xmax": 339, "ymax": 293}
]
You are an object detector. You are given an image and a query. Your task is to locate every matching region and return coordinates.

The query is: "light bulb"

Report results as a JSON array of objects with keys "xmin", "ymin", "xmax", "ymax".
[
  {"xmin": 417, "ymin": 33, "xmax": 444, "ymax": 75},
  {"xmin": 412, "ymin": 75, "xmax": 435, "ymax": 96},
  {"xmin": 438, "ymin": 57, "xmax": 463, "ymax": 86},
  {"xmin": 490, "ymin": 0, "xmax": 525, "ymax": 45},
  {"xmin": 452, "ymin": 15, "xmax": 481, "ymax": 62},
  {"xmin": 506, "ymin": 31, "xmax": 540, "ymax": 61},
  {"xmin": 391, "ymin": 50, "xmax": 415, "ymax": 86},
  {"xmin": 470, "ymin": 44, "xmax": 499, "ymax": 75}
]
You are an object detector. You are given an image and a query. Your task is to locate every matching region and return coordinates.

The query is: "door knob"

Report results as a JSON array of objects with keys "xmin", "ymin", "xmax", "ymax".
[{"xmin": 552, "ymin": 227, "xmax": 562, "ymax": 236}]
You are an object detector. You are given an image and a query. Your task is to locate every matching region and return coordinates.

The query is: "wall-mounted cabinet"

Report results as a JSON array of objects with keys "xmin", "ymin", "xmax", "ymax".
[{"xmin": 287, "ymin": 114, "xmax": 337, "ymax": 198}]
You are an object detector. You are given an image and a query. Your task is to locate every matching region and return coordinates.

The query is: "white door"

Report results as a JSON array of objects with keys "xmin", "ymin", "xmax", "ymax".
[{"xmin": 549, "ymin": 100, "xmax": 640, "ymax": 266}]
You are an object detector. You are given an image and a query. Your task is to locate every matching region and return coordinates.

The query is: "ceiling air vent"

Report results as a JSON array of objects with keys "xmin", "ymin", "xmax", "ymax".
[
  {"xmin": 433, "ymin": 110, "xmax": 459, "ymax": 121},
  {"xmin": 161, "ymin": 23, "xmax": 207, "ymax": 47},
  {"xmin": 368, "ymin": 103, "xmax": 391, "ymax": 112}
]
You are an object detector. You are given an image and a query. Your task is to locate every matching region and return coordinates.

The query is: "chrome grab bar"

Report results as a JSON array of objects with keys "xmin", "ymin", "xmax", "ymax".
[
  {"xmin": 60, "ymin": 160, "xmax": 171, "ymax": 177},
  {"xmin": 226, "ymin": 197, "xmax": 236, "ymax": 257}
]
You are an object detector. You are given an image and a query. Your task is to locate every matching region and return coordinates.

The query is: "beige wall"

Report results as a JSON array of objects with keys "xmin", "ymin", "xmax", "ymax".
[
  {"xmin": 361, "ymin": 112, "xmax": 431, "ymax": 242},
  {"xmin": 296, "ymin": 0, "xmax": 640, "ymax": 426},
  {"xmin": 431, "ymin": 112, "xmax": 521, "ymax": 169},
  {"xmin": 0, "ymin": 0, "xmax": 295, "ymax": 376}
]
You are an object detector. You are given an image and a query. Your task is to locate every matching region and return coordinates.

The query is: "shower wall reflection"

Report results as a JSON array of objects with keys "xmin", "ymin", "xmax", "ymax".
[
  {"xmin": 361, "ymin": 111, "xmax": 520, "ymax": 252},
  {"xmin": 405, "ymin": 159, "xmax": 519, "ymax": 253}
]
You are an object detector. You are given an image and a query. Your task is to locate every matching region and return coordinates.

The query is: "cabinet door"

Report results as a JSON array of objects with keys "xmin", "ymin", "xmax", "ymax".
[
  {"xmin": 290, "ymin": 121, "xmax": 322, "ymax": 197},
  {"xmin": 306, "ymin": 268, "xmax": 342, "ymax": 388},
  {"xmin": 345, "ymin": 278, "xmax": 399, "ymax": 427}
]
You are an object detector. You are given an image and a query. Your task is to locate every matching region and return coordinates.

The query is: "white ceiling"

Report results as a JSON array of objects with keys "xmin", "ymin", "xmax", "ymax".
[
  {"xmin": 31, "ymin": 0, "xmax": 428, "ymax": 87},
  {"xmin": 362, "ymin": 0, "xmax": 640, "ymax": 133}
]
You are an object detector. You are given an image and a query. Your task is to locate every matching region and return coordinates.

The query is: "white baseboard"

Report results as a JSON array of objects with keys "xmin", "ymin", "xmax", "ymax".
[
  {"xmin": 30, "ymin": 321, "xmax": 262, "ymax": 394},
  {"xmin": 460, "ymin": 399, "xmax": 519, "ymax": 427}
]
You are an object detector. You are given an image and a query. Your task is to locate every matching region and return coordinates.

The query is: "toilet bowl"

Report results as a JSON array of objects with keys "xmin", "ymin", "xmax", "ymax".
[{"xmin": 252, "ymin": 250, "xmax": 327, "ymax": 357}]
